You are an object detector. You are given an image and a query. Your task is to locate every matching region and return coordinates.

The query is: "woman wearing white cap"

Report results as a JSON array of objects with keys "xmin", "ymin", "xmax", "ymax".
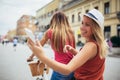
[{"xmin": 27, "ymin": 9, "xmax": 108, "ymax": 80}]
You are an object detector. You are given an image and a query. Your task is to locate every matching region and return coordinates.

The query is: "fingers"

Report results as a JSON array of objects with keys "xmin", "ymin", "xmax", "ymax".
[
  {"xmin": 68, "ymin": 46, "xmax": 72, "ymax": 50},
  {"xmin": 27, "ymin": 38, "xmax": 35, "ymax": 51},
  {"xmin": 63, "ymin": 45, "xmax": 72, "ymax": 53},
  {"xmin": 36, "ymin": 39, "xmax": 41, "ymax": 46},
  {"xmin": 28, "ymin": 38, "xmax": 35, "ymax": 46},
  {"xmin": 27, "ymin": 41, "xmax": 33, "ymax": 51},
  {"xmin": 63, "ymin": 45, "xmax": 66, "ymax": 53},
  {"xmin": 63, "ymin": 45, "xmax": 69, "ymax": 53}
]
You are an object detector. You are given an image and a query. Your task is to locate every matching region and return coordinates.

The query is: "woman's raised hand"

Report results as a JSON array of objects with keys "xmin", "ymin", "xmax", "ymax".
[
  {"xmin": 63, "ymin": 45, "xmax": 72, "ymax": 53},
  {"xmin": 63, "ymin": 45, "xmax": 79, "ymax": 55},
  {"xmin": 27, "ymin": 38, "xmax": 45, "ymax": 57}
]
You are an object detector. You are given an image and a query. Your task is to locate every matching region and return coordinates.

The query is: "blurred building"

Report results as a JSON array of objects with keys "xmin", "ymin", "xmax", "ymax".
[
  {"xmin": 6, "ymin": 29, "xmax": 16, "ymax": 42},
  {"xmin": 61, "ymin": 0, "xmax": 120, "ymax": 43},
  {"xmin": 36, "ymin": 0, "xmax": 59, "ymax": 32},
  {"xmin": 16, "ymin": 15, "xmax": 37, "ymax": 43},
  {"xmin": 36, "ymin": 0, "xmax": 73, "ymax": 32},
  {"xmin": 36, "ymin": 0, "xmax": 120, "ymax": 44}
]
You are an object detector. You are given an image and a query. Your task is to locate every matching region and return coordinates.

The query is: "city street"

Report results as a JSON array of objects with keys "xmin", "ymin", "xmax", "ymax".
[
  {"xmin": 0, "ymin": 43, "xmax": 120, "ymax": 80},
  {"xmin": 0, "ymin": 43, "xmax": 53, "ymax": 80}
]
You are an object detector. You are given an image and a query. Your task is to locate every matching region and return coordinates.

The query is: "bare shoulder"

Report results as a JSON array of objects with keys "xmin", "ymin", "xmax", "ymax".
[
  {"xmin": 83, "ymin": 42, "xmax": 97, "ymax": 53},
  {"xmin": 81, "ymin": 42, "xmax": 97, "ymax": 59},
  {"xmin": 84, "ymin": 42, "xmax": 97, "ymax": 49}
]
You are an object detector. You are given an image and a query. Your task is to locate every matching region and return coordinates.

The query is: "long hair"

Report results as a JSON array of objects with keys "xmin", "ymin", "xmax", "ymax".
[
  {"xmin": 91, "ymin": 20, "xmax": 108, "ymax": 58},
  {"xmin": 49, "ymin": 11, "xmax": 75, "ymax": 52}
]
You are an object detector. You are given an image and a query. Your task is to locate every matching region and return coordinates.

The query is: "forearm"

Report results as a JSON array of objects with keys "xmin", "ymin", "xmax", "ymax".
[{"xmin": 36, "ymin": 51, "xmax": 72, "ymax": 75}]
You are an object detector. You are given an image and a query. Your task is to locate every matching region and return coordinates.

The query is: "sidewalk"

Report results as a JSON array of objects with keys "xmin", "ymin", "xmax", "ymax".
[
  {"xmin": 107, "ymin": 51, "xmax": 120, "ymax": 58},
  {"xmin": 104, "ymin": 51, "xmax": 120, "ymax": 80}
]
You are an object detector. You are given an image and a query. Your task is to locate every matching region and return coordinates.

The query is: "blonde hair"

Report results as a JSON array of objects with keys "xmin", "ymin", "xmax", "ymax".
[
  {"xmin": 91, "ymin": 20, "xmax": 108, "ymax": 58},
  {"xmin": 49, "ymin": 11, "xmax": 75, "ymax": 52}
]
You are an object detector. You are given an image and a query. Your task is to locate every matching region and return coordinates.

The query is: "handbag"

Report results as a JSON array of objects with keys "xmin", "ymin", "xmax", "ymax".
[{"xmin": 29, "ymin": 60, "xmax": 45, "ymax": 76}]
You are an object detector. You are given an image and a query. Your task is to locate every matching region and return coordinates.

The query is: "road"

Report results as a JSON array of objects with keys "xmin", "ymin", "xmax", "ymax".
[{"xmin": 0, "ymin": 43, "xmax": 120, "ymax": 80}]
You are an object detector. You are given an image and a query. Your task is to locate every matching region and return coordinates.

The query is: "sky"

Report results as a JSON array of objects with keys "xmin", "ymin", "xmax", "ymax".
[{"xmin": 0, "ymin": 0, "xmax": 53, "ymax": 35}]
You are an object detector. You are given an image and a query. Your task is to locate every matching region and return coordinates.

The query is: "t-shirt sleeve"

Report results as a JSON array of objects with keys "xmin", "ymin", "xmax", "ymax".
[{"xmin": 46, "ymin": 29, "xmax": 52, "ymax": 39}]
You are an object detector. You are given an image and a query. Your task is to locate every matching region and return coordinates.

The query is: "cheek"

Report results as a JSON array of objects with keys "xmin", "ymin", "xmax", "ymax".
[
  {"xmin": 88, "ymin": 29, "xmax": 93, "ymax": 35},
  {"xmin": 80, "ymin": 26, "xmax": 85, "ymax": 31}
]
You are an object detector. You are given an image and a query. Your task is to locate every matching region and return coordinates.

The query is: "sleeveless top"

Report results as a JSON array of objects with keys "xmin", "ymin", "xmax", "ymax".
[
  {"xmin": 46, "ymin": 29, "xmax": 74, "ymax": 64},
  {"xmin": 74, "ymin": 42, "xmax": 105, "ymax": 80}
]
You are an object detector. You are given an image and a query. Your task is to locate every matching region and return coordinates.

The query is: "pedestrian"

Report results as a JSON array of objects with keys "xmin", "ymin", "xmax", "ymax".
[
  {"xmin": 28, "ymin": 9, "xmax": 108, "ymax": 80},
  {"xmin": 2, "ymin": 40, "xmax": 4, "ymax": 45},
  {"xmin": 106, "ymin": 38, "xmax": 112, "ymax": 52},
  {"xmin": 27, "ymin": 11, "xmax": 75, "ymax": 80},
  {"xmin": 13, "ymin": 38, "xmax": 18, "ymax": 51}
]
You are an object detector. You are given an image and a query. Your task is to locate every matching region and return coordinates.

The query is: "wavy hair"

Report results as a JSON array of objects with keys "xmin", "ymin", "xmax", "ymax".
[{"xmin": 91, "ymin": 20, "xmax": 108, "ymax": 58}]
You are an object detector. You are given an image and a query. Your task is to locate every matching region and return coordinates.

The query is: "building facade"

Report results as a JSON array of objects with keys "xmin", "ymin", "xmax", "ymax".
[
  {"xmin": 36, "ymin": 0, "xmax": 120, "ymax": 44},
  {"xmin": 36, "ymin": 0, "xmax": 60, "ymax": 32},
  {"xmin": 36, "ymin": 0, "xmax": 72, "ymax": 32},
  {"xmin": 62, "ymin": 0, "xmax": 120, "ymax": 43},
  {"xmin": 6, "ymin": 29, "xmax": 16, "ymax": 41}
]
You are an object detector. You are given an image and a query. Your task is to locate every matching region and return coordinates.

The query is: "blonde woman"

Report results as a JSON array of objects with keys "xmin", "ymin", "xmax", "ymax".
[
  {"xmin": 28, "ymin": 9, "xmax": 108, "ymax": 80},
  {"xmin": 27, "ymin": 11, "xmax": 75, "ymax": 80}
]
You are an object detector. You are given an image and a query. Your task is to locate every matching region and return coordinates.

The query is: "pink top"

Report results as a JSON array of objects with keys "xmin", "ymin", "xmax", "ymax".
[{"xmin": 46, "ymin": 29, "xmax": 74, "ymax": 64}]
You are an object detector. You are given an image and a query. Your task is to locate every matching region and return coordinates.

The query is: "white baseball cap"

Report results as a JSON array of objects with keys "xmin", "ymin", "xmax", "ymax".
[{"xmin": 84, "ymin": 9, "xmax": 104, "ymax": 29}]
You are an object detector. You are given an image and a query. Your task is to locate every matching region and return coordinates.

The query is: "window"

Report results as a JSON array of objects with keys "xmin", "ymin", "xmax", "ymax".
[
  {"xmin": 78, "ymin": 12, "xmax": 81, "ymax": 22},
  {"xmin": 104, "ymin": 26, "xmax": 111, "ymax": 39},
  {"xmin": 94, "ymin": 6, "xmax": 98, "ymax": 10},
  {"xmin": 41, "ymin": 15, "xmax": 43, "ymax": 19},
  {"xmin": 44, "ymin": 14, "xmax": 46, "ymax": 18},
  {"xmin": 117, "ymin": 24, "xmax": 120, "ymax": 37},
  {"xmin": 72, "ymin": 14, "xmax": 74, "ymax": 23},
  {"xmin": 86, "ymin": 10, "xmax": 89, "ymax": 13},
  {"xmin": 48, "ymin": 12, "xmax": 51, "ymax": 17},
  {"xmin": 104, "ymin": 2, "xmax": 110, "ymax": 14},
  {"xmin": 51, "ymin": 10, "xmax": 54, "ymax": 16},
  {"xmin": 55, "ymin": 8, "xmax": 58, "ymax": 12},
  {"xmin": 21, "ymin": 17, "xmax": 26, "ymax": 22}
]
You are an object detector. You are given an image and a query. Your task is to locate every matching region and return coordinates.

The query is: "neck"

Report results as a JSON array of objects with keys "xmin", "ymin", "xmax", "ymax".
[{"xmin": 86, "ymin": 38, "xmax": 95, "ymax": 42}]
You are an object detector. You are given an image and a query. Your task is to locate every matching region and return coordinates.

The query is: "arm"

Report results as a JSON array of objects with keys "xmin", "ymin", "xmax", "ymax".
[
  {"xmin": 39, "ymin": 31, "xmax": 49, "ymax": 46},
  {"xmin": 28, "ymin": 40, "xmax": 97, "ymax": 75}
]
